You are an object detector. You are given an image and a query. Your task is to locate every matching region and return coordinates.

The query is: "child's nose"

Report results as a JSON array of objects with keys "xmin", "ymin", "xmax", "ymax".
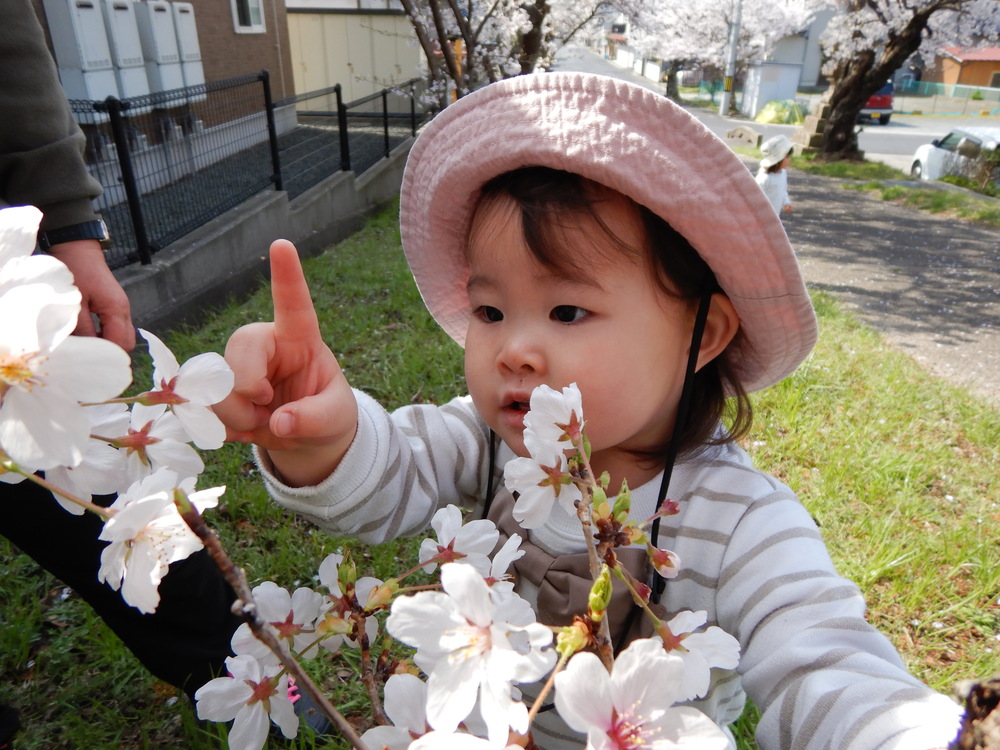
[{"xmin": 497, "ymin": 331, "xmax": 545, "ymax": 375}]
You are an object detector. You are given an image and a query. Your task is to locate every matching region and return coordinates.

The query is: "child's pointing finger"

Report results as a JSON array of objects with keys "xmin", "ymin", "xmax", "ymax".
[{"xmin": 269, "ymin": 239, "xmax": 320, "ymax": 342}]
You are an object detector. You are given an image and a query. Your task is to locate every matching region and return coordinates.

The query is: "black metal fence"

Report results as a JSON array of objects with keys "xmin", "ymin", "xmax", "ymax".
[{"xmin": 70, "ymin": 72, "xmax": 430, "ymax": 270}]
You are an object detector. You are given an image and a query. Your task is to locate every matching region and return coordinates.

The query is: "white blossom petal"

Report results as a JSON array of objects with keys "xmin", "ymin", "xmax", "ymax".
[
  {"xmin": 555, "ymin": 638, "xmax": 731, "ymax": 750},
  {"xmin": 387, "ymin": 564, "xmax": 554, "ymax": 746},
  {"xmin": 0, "ymin": 206, "xmax": 44, "ymax": 264}
]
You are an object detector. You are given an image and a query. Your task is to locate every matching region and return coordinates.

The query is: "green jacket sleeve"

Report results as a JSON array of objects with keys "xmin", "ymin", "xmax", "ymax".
[{"xmin": 0, "ymin": 0, "xmax": 103, "ymax": 231}]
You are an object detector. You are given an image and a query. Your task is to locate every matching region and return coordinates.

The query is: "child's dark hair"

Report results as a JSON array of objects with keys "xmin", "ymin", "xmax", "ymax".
[
  {"xmin": 766, "ymin": 160, "xmax": 786, "ymax": 174},
  {"xmin": 474, "ymin": 166, "xmax": 753, "ymax": 461}
]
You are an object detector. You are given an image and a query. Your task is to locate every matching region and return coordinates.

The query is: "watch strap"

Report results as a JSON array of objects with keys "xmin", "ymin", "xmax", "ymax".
[{"xmin": 38, "ymin": 219, "xmax": 111, "ymax": 250}]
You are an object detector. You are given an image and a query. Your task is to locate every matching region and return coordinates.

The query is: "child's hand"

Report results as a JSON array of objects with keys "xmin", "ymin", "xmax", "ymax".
[
  {"xmin": 783, "ymin": 203, "xmax": 793, "ymax": 213},
  {"xmin": 213, "ymin": 240, "xmax": 358, "ymax": 486}
]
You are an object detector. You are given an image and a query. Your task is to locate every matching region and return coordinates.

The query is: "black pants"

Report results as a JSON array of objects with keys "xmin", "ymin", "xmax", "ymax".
[{"xmin": 1, "ymin": 479, "xmax": 242, "ymax": 698}]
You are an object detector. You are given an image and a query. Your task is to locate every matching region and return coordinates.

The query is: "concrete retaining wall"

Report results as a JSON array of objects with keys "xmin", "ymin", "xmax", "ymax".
[{"xmin": 116, "ymin": 137, "xmax": 412, "ymax": 337}]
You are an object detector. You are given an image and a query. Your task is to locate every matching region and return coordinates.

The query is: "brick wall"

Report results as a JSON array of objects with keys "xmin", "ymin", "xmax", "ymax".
[
  {"xmin": 188, "ymin": 0, "xmax": 294, "ymax": 99},
  {"xmin": 32, "ymin": 0, "xmax": 295, "ymax": 100}
]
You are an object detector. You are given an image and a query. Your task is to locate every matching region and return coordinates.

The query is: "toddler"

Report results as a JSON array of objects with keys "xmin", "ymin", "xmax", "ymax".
[
  {"xmin": 756, "ymin": 134, "xmax": 794, "ymax": 215},
  {"xmin": 216, "ymin": 73, "xmax": 960, "ymax": 749}
]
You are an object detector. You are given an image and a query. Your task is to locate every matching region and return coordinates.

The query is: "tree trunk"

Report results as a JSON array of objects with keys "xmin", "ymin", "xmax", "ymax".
[
  {"xmin": 397, "ymin": 0, "xmax": 445, "ymax": 94},
  {"xmin": 519, "ymin": 0, "xmax": 547, "ymax": 74},
  {"xmin": 819, "ymin": 1, "xmax": 952, "ymax": 160},
  {"xmin": 663, "ymin": 60, "xmax": 682, "ymax": 102},
  {"xmin": 821, "ymin": 54, "xmax": 875, "ymax": 160}
]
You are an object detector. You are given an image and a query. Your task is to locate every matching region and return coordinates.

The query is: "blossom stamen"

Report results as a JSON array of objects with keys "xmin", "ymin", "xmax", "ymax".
[
  {"xmin": 610, "ymin": 702, "xmax": 659, "ymax": 748},
  {"xmin": 0, "ymin": 352, "xmax": 44, "ymax": 392}
]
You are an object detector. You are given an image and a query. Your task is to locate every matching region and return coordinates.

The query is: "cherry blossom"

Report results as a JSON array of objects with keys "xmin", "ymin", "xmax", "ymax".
[
  {"xmin": 359, "ymin": 673, "xmax": 430, "ymax": 750},
  {"xmin": 386, "ymin": 562, "xmax": 555, "ymax": 745},
  {"xmin": 655, "ymin": 611, "xmax": 741, "ymax": 702},
  {"xmin": 504, "ymin": 451, "xmax": 581, "ymax": 529},
  {"xmin": 503, "ymin": 383, "xmax": 586, "ymax": 528},
  {"xmin": 418, "ymin": 504, "xmax": 499, "ymax": 575},
  {"xmin": 231, "ymin": 581, "xmax": 329, "ymax": 661},
  {"xmin": 120, "ymin": 403, "xmax": 205, "ymax": 486},
  {"xmin": 138, "ymin": 328, "xmax": 234, "ymax": 450},
  {"xmin": 522, "ymin": 382, "xmax": 584, "ymax": 455},
  {"xmin": 195, "ymin": 653, "xmax": 298, "ymax": 750},
  {"xmin": 97, "ymin": 469, "xmax": 224, "ymax": 613},
  {"xmin": 45, "ymin": 403, "xmax": 130, "ymax": 514},
  {"xmin": 554, "ymin": 638, "xmax": 731, "ymax": 750},
  {"xmin": 485, "ymin": 532, "xmax": 524, "ymax": 604},
  {"xmin": 0, "ymin": 209, "xmax": 132, "ymax": 471}
]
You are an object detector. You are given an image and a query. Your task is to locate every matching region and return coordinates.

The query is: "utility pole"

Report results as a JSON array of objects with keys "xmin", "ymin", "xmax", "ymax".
[{"xmin": 719, "ymin": 0, "xmax": 743, "ymax": 116}]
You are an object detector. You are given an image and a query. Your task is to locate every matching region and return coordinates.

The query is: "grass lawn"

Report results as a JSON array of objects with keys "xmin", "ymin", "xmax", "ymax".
[{"xmin": 2, "ymin": 201, "xmax": 998, "ymax": 749}]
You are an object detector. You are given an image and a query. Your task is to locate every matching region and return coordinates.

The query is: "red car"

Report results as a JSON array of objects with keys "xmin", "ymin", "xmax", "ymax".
[{"xmin": 858, "ymin": 81, "xmax": 894, "ymax": 125}]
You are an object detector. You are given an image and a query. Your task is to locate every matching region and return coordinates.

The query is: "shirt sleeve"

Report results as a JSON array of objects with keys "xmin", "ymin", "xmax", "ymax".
[
  {"xmin": 719, "ymin": 493, "xmax": 962, "ymax": 749},
  {"xmin": 255, "ymin": 389, "xmax": 491, "ymax": 543}
]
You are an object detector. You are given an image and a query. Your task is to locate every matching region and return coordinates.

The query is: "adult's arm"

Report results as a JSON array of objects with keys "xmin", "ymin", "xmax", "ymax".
[{"xmin": 0, "ymin": 0, "xmax": 134, "ymax": 350}]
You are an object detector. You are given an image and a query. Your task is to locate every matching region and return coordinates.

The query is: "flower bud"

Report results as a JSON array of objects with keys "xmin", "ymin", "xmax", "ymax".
[
  {"xmin": 365, "ymin": 578, "xmax": 399, "ymax": 610},
  {"xmin": 591, "ymin": 485, "xmax": 608, "ymax": 512},
  {"xmin": 647, "ymin": 543, "xmax": 681, "ymax": 579},
  {"xmin": 556, "ymin": 620, "xmax": 590, "ymax": 657},
  {"xmin": 632, "ymin": 580, "xmax": 652, "ymax": 605},
  {"xmin": 316, "ymin": 613, "xmax": 353, "ymax": 637},
  {"xmin": 612, "ymin": 481, "xmax": 631, "ymax": 522},
  {"xmin": 620, "ymin": 522, "xmax": 644, "ymax": 545},
  {"xmin": 338, "ymin": 553, "xmax": 358, "ymax": 586},
  {"xmin": 588, "ymin": 565, "xmax": 613, "ymax": 622}
]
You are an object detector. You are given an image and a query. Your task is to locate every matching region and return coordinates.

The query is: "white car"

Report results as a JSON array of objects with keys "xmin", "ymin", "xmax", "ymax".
[{"xmin": 910, "ymin": 126, "xmax": 1000, "ymax": 183}]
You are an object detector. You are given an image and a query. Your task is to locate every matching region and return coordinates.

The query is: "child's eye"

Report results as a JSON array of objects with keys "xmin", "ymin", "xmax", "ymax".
[
  {"xmin": 474, "ymin": 305, "xmax": 504, "ymax": 323},
  {"xmin": 551, "ymin": 305, "xmax": 589, "ymax": 323}
]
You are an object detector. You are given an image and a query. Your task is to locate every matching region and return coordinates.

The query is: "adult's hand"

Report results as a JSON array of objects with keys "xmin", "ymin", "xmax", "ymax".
[
  {"xmin": 46, "ymin": 239, "xmax": 136, "ymax": 351},
  {"xmin": 214, "ymin": 240, "xmax": 358, "ymax": 487}
]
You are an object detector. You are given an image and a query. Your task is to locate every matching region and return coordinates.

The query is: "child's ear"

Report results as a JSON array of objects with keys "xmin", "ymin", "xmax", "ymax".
[{"xmin": 695, "ymin": 293, "xmax": 740, "ymax": 372}]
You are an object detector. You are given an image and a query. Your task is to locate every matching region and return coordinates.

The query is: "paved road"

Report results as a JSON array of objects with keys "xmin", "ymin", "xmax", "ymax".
[{"xmin": 551, "ymin": 46, "xmax": 1000, "ymax": 409}]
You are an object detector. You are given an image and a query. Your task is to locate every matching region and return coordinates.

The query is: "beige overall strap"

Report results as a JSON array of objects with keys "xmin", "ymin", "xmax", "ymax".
[{"xmin": 487, "ymin": 489, "xmax": 656, "ymax": 643}]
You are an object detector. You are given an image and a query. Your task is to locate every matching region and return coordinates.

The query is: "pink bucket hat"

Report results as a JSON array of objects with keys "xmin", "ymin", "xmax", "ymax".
[{"xmin": 399, "ymin": 72, "xmax": 817, "ymax": 393}]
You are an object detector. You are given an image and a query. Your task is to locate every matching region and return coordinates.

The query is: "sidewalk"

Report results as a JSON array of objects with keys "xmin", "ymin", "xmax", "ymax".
[{"xmin": 776, "ymin": 167, "xmax": 1000, "ymax": 408}]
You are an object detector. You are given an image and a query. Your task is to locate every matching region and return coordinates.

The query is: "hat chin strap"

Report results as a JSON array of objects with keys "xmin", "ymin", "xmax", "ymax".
[
  {"xmin": 615, "ymin": 288, "xmax": 713, "ymax": 653},
  {"xmin": 651, "ymin": 289, "xmax": 713, "ymax": 560}
]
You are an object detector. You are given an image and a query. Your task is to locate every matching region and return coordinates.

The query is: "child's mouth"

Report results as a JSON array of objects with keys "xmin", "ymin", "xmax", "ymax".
[{"xmin": 501, "ymin": 400, "xmax": 530, "ymax": 430}]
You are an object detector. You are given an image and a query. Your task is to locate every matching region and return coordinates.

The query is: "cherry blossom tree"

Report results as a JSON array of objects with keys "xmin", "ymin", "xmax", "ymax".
[
  {"xmin": 817, "ymin": 0, "xmax": 1000, "ymax": 159},
  {"xmin": 397, "ymin": 0, "xmax": 642, "ymax": 105},
  {"xmin": 628, "ymin": 0, "xmax": 823, "ymax": 103}
]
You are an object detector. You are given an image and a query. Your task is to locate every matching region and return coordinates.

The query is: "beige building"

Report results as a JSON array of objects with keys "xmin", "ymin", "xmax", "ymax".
[
  {"xmin": 931, "ymin": 47, "xmax": 1000, "ymax": 89},
  {"xmin": 284, "ymin": 0, "xmax": 424, "ymax": 102}
]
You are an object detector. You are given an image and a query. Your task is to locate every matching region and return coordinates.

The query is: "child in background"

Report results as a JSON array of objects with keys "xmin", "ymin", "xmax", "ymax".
[
  {"xmin": 756, "ymin": 134, "xmax": 794, "ymax": 215},
  {"xmin": 214, "ymin": 73, "xmax": 960, "ymax": 749}
]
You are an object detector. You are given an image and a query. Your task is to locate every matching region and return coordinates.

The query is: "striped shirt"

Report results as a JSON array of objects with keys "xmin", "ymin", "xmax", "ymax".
[{"xmin": 257, "ymin": 390, "xmax": 962, "ymax": 749}]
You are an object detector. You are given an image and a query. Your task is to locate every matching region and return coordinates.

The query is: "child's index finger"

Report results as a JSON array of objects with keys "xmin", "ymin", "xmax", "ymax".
[{"xmin": 269, "ymin": 239, "xmax": 320, "ymax": 339}]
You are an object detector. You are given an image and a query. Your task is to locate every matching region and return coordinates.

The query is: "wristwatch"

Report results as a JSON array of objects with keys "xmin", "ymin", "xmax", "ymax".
[{"xmin": 37, "ymin": 218, "xmax": 112, "ymax": 250}]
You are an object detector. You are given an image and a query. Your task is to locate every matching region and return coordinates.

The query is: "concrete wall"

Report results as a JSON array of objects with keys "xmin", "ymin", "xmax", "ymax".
[{"xmin": 117, "ymin": 136, "xmax": 412, "ymax": 337}]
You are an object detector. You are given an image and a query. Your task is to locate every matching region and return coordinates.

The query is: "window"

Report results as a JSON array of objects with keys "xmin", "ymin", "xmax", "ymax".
[
  {"xmin": 937, "ymin": 132, "xmax": 965, "ymax": 152},
  {"xmin": 990, "ymin": 71, "xmax": 1000, "ymax": 89},
  {"xmin": 231, "ymin": 0, "xmax": 265, "ymax": 33},
  {"xmin": 957, "ymin": 136, "xmax": 982, "ymax": 160}
]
